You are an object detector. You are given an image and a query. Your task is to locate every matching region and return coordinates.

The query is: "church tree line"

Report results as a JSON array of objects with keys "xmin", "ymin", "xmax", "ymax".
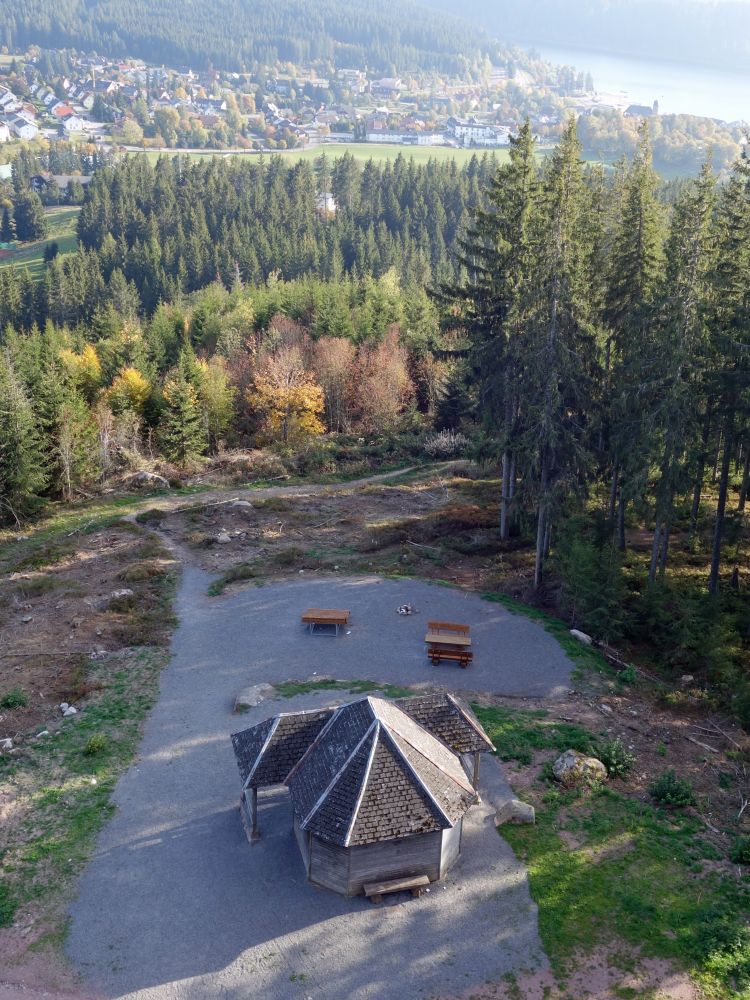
[
  {"xmin": 0, "ymin": 152, "xmax": 496, "ymax": 332},
  {"xmin": 439, "ymin": 120, "xmax": 749, "ymax": 712}
]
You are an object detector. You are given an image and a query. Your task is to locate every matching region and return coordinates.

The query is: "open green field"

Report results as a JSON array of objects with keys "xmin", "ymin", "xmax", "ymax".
[
  {"xmin": 130, "ymin": 142, "xmax": 521, "ymax": 167},
  {"xmin": 0, "ymin": 206, "xmax": 80, "ymax": 280}
]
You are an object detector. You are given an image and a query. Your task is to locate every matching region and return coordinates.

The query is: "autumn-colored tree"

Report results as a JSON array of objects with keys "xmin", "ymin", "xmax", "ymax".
[
  {"xmin": 247, "ymin": 346, "xmax": 324, "ymax": 445},
  {"xmin": 312, "ymin": 336, "xmax": 356, "ymax": 432},
  {"xmin": 349, "ymin": 328, "xmax": 415, "ymax": 434},
  {"xmin": 198, "ymin": 356, "xmax": 236, "ymax": 451},
  {"xmin": 59, "ymin": 344, "xmax": 102, "ymax": 404},
  {"xmin": 107, "ymin": 367, "xmax": 151, "ymax": 415}
]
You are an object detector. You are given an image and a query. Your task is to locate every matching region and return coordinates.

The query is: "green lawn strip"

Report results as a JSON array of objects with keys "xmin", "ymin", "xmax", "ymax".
[
  {"xmin": 273, "ymin": 678, "xmax": 415, "ymax": 700},
  {"xmin": 0, "ymin": 648, "xmax": 168, "ymax": 932},
  {"xmin": 474, "ymin": 704, "xmax": 750, "ymax": 998}
]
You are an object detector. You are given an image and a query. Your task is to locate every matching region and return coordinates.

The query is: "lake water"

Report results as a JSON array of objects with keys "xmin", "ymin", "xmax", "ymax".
[{"xmin": 528, "ymin": 44, "xmax": 750, "ymax": 123}]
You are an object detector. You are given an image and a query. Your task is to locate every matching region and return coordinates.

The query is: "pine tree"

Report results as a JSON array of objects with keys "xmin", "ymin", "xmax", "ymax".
[
  {"xmin": 13, "ymin": 190, "xmax": 48, "ymax": 242},
  {"xmin": 160, "ymin": 358, "xmax": 208, "ymax": 465},
  {"xmin": 0, "ymin": 352, "xmax": 47, "ymax": 522},
  {"xmin": 1, "ymin": 205, "xmax": 16, "ymax": 243}
]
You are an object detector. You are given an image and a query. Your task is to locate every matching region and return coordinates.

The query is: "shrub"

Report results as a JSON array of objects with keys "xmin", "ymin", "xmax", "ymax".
[
  {"xmin": 0, "ymin": 688, "xmax": 28, "ymax": 710},
  {"xmin": 649, "ymin": 769, "xmax": 695, "ymax": 808},
  {"xmin": 84, "ymin": 733, "xmax": 108, "ymax": 756},
  {"xmin": 730, "ymin": 836, "xmax": 750, "ymax": 865},
  {"xmin": 597, "ymin": 738, "xmax": 636, "ymax": 778},
  {"xmin": 423, "ymin": 429, "xmax": 469, "ymax": 458}
]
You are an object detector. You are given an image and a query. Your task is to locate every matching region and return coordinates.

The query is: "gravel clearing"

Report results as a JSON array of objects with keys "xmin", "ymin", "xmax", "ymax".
[{"xmin": 66, "ymin": 570, "xmax": 572, "ymax": 999}]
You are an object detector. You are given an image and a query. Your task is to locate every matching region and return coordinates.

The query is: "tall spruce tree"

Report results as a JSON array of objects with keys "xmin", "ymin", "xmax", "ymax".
[
  {"xmin": 0, "ymin": 351, "xmax": 47, "ymax": 522},
  {"xmin": 604, "ymin": 123, "xmax": 665, "ymax": 550},
  {"xmin": 159, "ymin": 351, "xmax": 208, "ymax": 464}
]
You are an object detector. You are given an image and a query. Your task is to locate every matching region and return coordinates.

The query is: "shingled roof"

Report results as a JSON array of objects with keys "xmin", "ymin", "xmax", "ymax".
[
  {"xmin": 284, "ymin": 697, "xmax": 477, "ymax": 848},
  {"xmin": 395, "ymin": 692, "xmax": 495, "ymax": 755},
  {"xmin": 231, "ymin": 707, "xmax": 335, "ymax": 787}
]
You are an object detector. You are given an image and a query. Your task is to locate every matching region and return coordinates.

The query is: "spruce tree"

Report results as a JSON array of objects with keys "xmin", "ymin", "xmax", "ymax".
[
  {"xmin": 160, "ymin": 357, "xmax": 208, "ymax": 465},
  {"xmin": 1, "ymin": 205, "xmax": 15, "ymax": 243},
  {"xmin": 0, "ymin": 352, "xmax": 47, "ymax": 522}
]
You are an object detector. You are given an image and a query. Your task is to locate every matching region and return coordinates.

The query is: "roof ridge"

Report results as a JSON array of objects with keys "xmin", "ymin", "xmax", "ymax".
[
  {"xmin": 284, "ymin": 704, "xmax": 343, "ymax": 785},
  {"xmin": 343, "ymin": 720, "xmax": 381, "ymax": 847},
  {"xmin": 300, "ymin": 719, "xmax": 378, "ymax": 830},
  {"xmin": 242, "ymin": 716, "xmax": 279, "ymax": 790},
  {"xmin": 445, "ymin": 693, "xmax": 496, "ymax": 750},
  {"xmin": 379, "ymin": 726, "xmax": 453, "ymax": 828}
]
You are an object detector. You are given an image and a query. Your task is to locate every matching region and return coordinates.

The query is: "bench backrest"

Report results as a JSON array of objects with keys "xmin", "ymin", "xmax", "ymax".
[{"xmin": 427, "ymin": 620, "xmax": 470, "ymax": 635}]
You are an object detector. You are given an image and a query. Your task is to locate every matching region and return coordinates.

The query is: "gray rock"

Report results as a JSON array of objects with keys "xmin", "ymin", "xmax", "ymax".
[
  {"xmin": 552, "ymin": 749, "xmax": 607, "ymax": 789},
  {"xmin": 234, "ymin": 683, "xmax": 276, "ymax": 712},
  {"xmin": 63, "ymin": 706, "xmax": 78, "ymax": 717},
  {"xmin": 599, "ymin": 703, "xmax": 614, "ymax": 716},
  {"xmin": 36, "ymin": 730, "xmax": 49, "ymax": 739},
  {"xmin": 0, "ymin": 738, "xmax": 13, "ymax": 751},
  {"xmin": 495, "ymin": 798, "xmax": 535, "ymax": 825},
  {"xmin": 232, "ymin": 501, "xmax": 253, "ymax": 509},
  {"xmin": 216, "ymin": 532, "xmax": 232, "ymax": 544},
  {"xmin": 569, "ymin": 628, "xmax": 593, "ymax": 645},
  {"xmin": 59, "ymin": 702, "xmax": 69, "ymax": 712},
  {"xmin": 679, "ymin": 674, "xmax": 695, "ymax": 687},
  {"xmin": 125, "ymin": 471, "xmax": 169, "ymax": 490}
]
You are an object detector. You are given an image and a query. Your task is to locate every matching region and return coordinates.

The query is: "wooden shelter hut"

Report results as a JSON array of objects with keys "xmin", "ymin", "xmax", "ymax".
[{"xmin": 231, "ymin": 694, "xmax": 495, "ymax": 896}]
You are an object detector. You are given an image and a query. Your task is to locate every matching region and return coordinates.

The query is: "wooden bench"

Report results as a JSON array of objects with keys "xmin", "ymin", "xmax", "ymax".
[
  {"xmin": 428, "ymin": 646, "xmax": 474, "ymax": 669},
  {"xmin": 426, "ymin": 620, "xmax": 470, "ymax": 638},
  {"xmin": 363, "ymin": 874, "xmax": 430, "ymax": 904},
  {"xmin": 301, "ymin": 608, "xmax": 350, "ymax": 636}
]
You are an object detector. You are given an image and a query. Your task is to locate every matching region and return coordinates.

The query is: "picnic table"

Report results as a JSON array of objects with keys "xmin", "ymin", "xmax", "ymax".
[
  {"xmin": 301, "ymin": 608, "xmax": 350, "ymax": 636},
  {"xmin": 425, "ymin": 620, "xmax": 473, "ymax": 669}
]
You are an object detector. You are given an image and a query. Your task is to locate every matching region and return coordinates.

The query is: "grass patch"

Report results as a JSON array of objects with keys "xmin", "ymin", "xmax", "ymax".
[
  {"xmin": 503, "ymin": 786, "xmax": 750, "ymax": 997},
  {"xmin": 0, "ymin": 687, "xmax": 28, "ymax": 710},
  {"xmin": 0, "ymin": 206, "xmax": 80, "ymax": 281},
  {"xmin": 472, "ymin": 703, "xmax": 597, "ymax": 765},
  {"xmin": 0, "ymin": 648, "xmax": 168, "ymax": 929},
  {"xmin": 274, "ymin": 678, "xmax": 415, "ymax": 700},
  {"xmin": 208, "ymin": 562, "xmax": 259, "ymax": 596}
]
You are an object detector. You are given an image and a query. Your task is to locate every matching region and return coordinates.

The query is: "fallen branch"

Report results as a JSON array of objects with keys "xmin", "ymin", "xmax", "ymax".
[
  {"xmin": 171, "ymin": 497, "xmax": 239, "ymax": 514},
  {"xmin": 707, "ymin": 721, "xmax": 743, "ymax": 751},
  {"xmin": 406, "ymin": 539, "xmax": 442, "ymax": 552},
  {"xmin": 67, "ymin": 519, "xmax": 94, "ymax": 536},
  {"xmin": 738, "ymin": 791, "xmax": 749, "ymax": 822},
  {"xmin": 685, "ymin": 734, "xmax": 720, "ymax": 754}
]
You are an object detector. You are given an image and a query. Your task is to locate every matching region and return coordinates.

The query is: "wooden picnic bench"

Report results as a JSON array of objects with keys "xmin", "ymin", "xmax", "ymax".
[
  {"xmin": 425, "ymin": 620, "xmax": 472, "ymax": 668},
  {"xmin": 363, "ymin": 874, "xmax": 430, "ymax": 904},
  {"xmin": 301, "ymin": 608, "xmax": 350, "ymax": 636}
]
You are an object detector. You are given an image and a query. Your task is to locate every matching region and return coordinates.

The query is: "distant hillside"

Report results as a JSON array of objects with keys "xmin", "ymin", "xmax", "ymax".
[
  {"xmin": 0, "ymin": 0, "xmax": 492, "ymax": 75},
  {"xmin": 423, "ymin": 0, "xmax": 750, "ymax": 72}
]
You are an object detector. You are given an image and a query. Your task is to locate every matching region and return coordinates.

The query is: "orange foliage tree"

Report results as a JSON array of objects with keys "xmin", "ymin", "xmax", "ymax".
[{"xmin": 247, "ymin": 346, "xmax": 325, "ymax": 445}]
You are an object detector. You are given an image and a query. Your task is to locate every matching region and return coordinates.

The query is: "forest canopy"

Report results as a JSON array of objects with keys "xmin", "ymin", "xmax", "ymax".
[{"xmin": 0, "ymin": 0, "xmax": 491, "ymax": 74}]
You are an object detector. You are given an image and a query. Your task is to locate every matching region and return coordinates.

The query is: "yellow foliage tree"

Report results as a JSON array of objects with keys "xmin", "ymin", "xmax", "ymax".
[
  {"xmin": 247, "ymin": 347, "xmax": 324, "ymax": 445},
  {"xmin": 107, "ymin": 367, "xmax": 151, "ymax": 415},
  {"xmin": 59, "ymin": 344, "xmax": 102, "ymax": 403}
]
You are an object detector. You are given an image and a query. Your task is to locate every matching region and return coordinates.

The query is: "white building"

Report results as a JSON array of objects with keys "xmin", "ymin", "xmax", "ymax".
[{"xmin": 0, "ymin": 122, "xmax": 10, "ymax": 143}]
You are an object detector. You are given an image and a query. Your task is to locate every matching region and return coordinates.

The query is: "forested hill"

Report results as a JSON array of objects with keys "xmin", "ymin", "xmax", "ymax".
[
  {"xmin": 424, "ymin": 0, "xmax": 750, "ymax": 73},
  {"xmin": 0, "ymin": 0, "xmax": 490, "ymax": 74}
]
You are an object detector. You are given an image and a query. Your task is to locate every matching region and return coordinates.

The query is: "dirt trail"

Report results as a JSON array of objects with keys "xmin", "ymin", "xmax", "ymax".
[{"xmin": 129, "ymin": 463, "xmax": 438, "ymax": 517}]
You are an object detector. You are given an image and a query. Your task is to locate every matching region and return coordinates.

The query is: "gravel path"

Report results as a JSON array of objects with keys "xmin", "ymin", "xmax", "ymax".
[{"xmin": 66, "ymin": 570, "xmax": 573, "ymax": 999}]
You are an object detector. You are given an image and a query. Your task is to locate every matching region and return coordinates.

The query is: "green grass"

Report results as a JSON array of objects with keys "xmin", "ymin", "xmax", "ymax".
[
  {"xmin": 475, "ymin": 701, "xmax": 750, "ymax": 997},
  {"xmin": 472, "ymin": 703, "xmax": 597, "ymax": 766},
  {"xmin": 0, "ymin": 648, "xmax": 168, "ymax": 929},
  {"xmin": 0, "ymin": 206, "xmax": 80, "ymax": 281},
  {"xmin": 129, "ymin": 144, "xmax": 518, "ymax": 167},
  {"xmin": 504, "ymin": 787, "xmax": 750, "ymax": 997},
  {"xmin": 273, "ymin": 678, "xmax": 415, "ymax": 700}
]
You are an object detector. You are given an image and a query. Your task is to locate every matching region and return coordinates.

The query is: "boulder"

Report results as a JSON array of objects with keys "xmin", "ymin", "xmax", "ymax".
[
  {"xmin": 552, "ymin": 749, "xmax": 607, "ymax": 789},
  {"xmin": 679, "ymin": 674, "xmax": 695, "ymax": 687},
  {"xmin": 496, "ymin": 798, "xmax": 536, "ymax": 825},
  {"xmin": 125, "ymin": 471, "xmax": 169, "ymax": 490},
  {"xmin": 0, "ymin": 738, "xmax": 13, "ymax": 751},
  {"xmin": 63, "ymin": 706, "xmax": 78, "ymax": 718},
  {"xmin": 234, "ymin": 683, "xmax": 276, "ymax": 712},
  {"xmin": 232, "ymin": 501, "xmax": 253, "ymax": 509},
  {"xmin": 216, "ymin": 532, "xmax": 232, "ymax": 544},
  {"xmin": 569, "ymin": 628, "xmax": 593, "ymax": 645}
]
